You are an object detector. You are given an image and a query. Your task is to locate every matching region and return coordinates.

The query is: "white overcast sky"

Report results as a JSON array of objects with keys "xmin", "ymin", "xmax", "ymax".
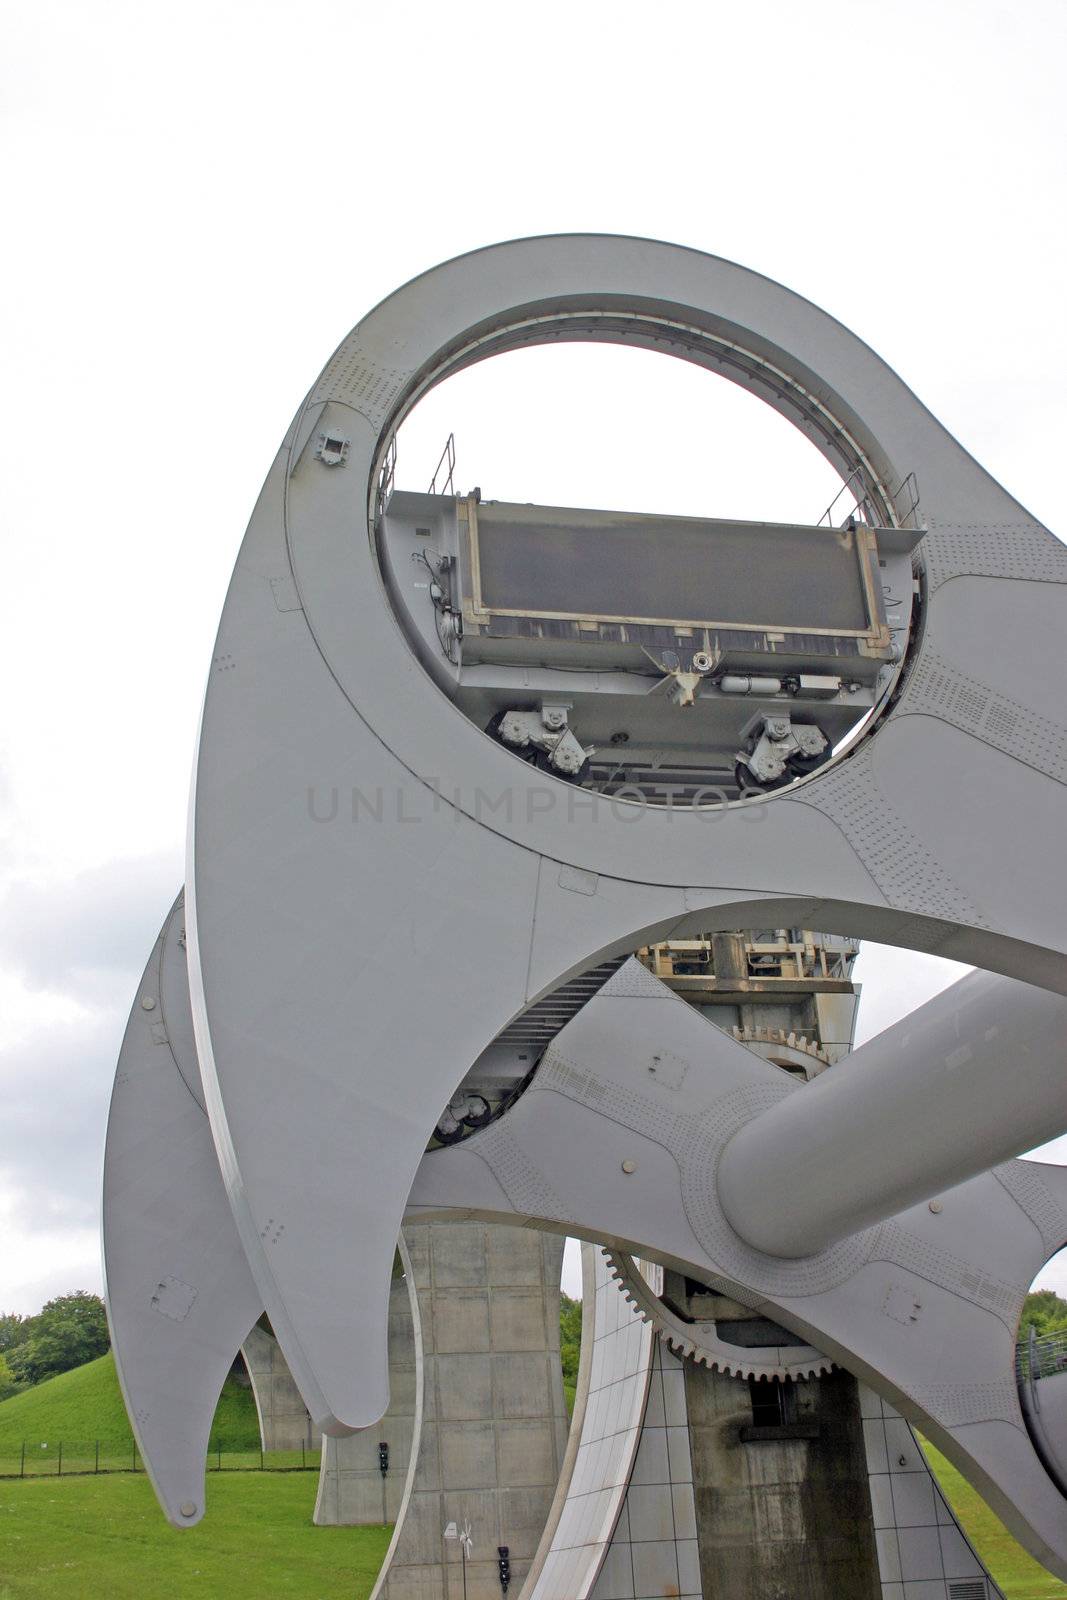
[{"xmin": 2, "ymin": 0, "xmax": 1065, "ymax": 1314}]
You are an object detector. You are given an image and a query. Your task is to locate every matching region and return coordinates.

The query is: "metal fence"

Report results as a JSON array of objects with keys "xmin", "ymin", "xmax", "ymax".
[
  {"xmin": 0, "ymin": 1439, "xmax": 322, "ymax": 1479},
  {"xmin": 1016, "ymin": 1327, "xmax": 1067, "ymax": 1384}
]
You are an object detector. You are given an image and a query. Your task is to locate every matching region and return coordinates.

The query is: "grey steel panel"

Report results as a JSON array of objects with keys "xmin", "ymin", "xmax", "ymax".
[{"xmin": 101, "ymin": 899, "xmax": 261, "ymax": 1526}]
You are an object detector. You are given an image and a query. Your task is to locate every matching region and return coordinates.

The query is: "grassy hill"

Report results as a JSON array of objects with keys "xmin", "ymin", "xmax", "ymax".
[
  {"xmin": 0, "ymin": 1352, "xmax": 259, "ymax": 1457},
  {"xmin": 2, "ymin": 1349, "xmax": 1064, "ymax": 1599},
  {"xmin": 0, "ymin": 1474, "xmax": 390, "ymax": 1599},
  {"xmin": 921, "ymin": 1439, "xmax": 1066, "ymax": 1600}
]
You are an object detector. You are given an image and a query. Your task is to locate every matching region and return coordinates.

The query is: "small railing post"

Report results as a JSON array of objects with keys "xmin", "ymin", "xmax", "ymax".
[
  {"xmin": 57, "ymin": 1441, "xmax": 62, "ymax": 1477},
  {"xmin": 428, "ymin": 432, "xmax": 457, "ymax": 496}
]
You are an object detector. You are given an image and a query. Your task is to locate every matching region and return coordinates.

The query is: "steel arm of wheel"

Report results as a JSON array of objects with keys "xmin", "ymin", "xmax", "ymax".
[
  {"xmin": 717, "ymin": 969, "xmax": 1067, "ymax": 1256},
  {"xmin": 406, "ymin": 962, "xmax": 1067, "ymax": 1578},
  {"xmin": 106, "ymin": 923, "xmax": 1067, "ymax": 1574},
  {"xmin": 187, "ymin": 236, "xmax": 1067, "ymax": 1447},
  {"xmin": 102, "ymin": 898, "xmax": 261, "ymax": 1527}
]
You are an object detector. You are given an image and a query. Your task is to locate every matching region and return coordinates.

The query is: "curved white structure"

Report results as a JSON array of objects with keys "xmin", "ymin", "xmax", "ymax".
[
  {"xmin": 102, "ymin": 897, "xmax": 261, "ymax": 1524},
  {"xmin": 103, "ymin": 236, "xmax": 1067, "ymax": 1578},
  {"xmin": 528, "ymin": 1246, "xmax": 656, "ymax": 1599}
]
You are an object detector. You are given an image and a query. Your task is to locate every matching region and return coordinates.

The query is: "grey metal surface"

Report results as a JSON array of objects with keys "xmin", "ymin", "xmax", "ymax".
[
  {"xmin": 319, "ymin": 1231, "xmax": 423, "ymax": 1591},
  {"xmin": 379, "ymin": 488, "xmax": 915, "ymax": 800},
  {"xmin": 1019, "ymin": 1367, "xmax": 1067, "ymax": 1499},
  {"xmin": 408, "ymin": 963, "xmax": 1067, "ymax": 1575},
  {"xmin": 101, "ymin": 898, "xmax": 261, "ymax": 1527},
  {"xmin": 583, "ymin": 1334, "xmax": 702, "ymax": 1600},
  {"xmin": 717, "ymin": 969, "xmax": 1067, "ymax": 1256},
  {"xmin": 602, "ymin": 1249, "xmax": 832, "ymax": 1382},
  {"xmin": 101, "ymin": 237, "xmax": 1067, "ymax": 1576},
  {"xmin": 104, "ymin": 914, "xmax": 1067, "ymax": 1575},
  {"xmin": 187, "ymin": 234, "xmax": 1067, "ymax": 1454}
]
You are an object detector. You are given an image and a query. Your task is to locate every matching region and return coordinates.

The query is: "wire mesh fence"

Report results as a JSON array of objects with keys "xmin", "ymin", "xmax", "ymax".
[{"xmin": 0, "ymin": 1439, "xmax": 323, "ymax": 1479}]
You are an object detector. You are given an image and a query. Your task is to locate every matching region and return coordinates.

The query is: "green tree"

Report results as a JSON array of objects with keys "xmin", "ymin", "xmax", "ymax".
[
  {"xmin": 560, "ymin": 1293, "xmax": 582, "ymax": 1412},
  {"xmin": 0, "ymin": 1312, "xmax": 27, "ymax": 1353},
  {"xmin": 7, "ymin": 1291, "xmax": 110, "ymax": 1387},
  {"xmin": 0, "ymin": 1351, "xmax": 18, "ymax": 1400},
  {"xmin": 1021, "ymin": 1288, "xmax": 1067, "ymax": 1337}
]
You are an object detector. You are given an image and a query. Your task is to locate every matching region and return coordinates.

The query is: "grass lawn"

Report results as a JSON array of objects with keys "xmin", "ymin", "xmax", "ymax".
[
  {"xmin": 0, "ymin": 1354, "xmax": 259, "ymax": 1474},
  {"xmin": 3, "ymin": 1352, "xmax": 1065, "ymax": 1599},
  {"xmin": 922, "ymin": 1439, "xmax": 1067, "ymax": 1600},
  {"xmin": 0, "ymin": 1472, "xmax": 391, "ymax": 1600}
]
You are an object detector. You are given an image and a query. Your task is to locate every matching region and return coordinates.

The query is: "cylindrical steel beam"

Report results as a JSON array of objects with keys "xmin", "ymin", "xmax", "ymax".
[{"xmin": 717, "ymin": 970, "xmax": 1067, "ymax": 1258}]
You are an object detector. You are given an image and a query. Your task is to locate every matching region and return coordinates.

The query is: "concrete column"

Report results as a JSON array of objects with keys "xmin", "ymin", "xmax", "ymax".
[
  {"xmin": 685, "ymin": 1364, "xmax": 881, "ymax": 1600},
  {"xmin": 373, "ymin": 1219, "xmax": 569, "ymax": 1600},
  {"xmin": 315, "ymin": 1260, "xmax": 418, "ymax": 1527},
  {"xmin": 242, "ymin": 1323, "xmax": 320, "ymax": 1451},
  {"xmin": 711, "ymin": 934, "xmax": 748, "ymax": 981}
]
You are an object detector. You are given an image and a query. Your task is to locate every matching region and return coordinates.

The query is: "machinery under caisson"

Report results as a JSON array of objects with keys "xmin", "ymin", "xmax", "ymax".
[{"xmin": 377, "ymin": 490, "xmax": 922, "ymax": 799}]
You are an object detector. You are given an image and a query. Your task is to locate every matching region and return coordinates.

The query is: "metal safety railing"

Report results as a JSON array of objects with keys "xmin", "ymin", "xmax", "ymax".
[
  {"xmin": 894, "ymin": 469, "xmax": 922, "ymax": 529},
  {"xmin": 818, "ymin": 466, "xmax": 921, "ymax": 532},
  {"xmin": 818, "ymin": 465, "xmax": 874, "ymax": 528},
  {"xmin": 1016, "ymin": 1327, "xmax": 1067, "ymax": 1383},
  {"xmin": 0, "ymin": 1438, "xmax": 323, "ymax": 1479},
  {"xmin": 428, "ymin": 432, "xmax": 456, "ymax": 496},
  {"xmin": 376, "ymin": 433, "xmax": 398, "ymax": 526}
]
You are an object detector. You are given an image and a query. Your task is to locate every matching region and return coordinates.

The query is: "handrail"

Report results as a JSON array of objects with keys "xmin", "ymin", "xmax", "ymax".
[
  {"xmin": 818, "ymin": 465, "xmax": 872, "ymax": 528},
  {"xmin": 1016, "ymin": 1326, "xmax": 1067, "ymax": 1382},
  {"xmin": 428, "ymin": 432, "xmax": 456, "ymax": 496},
  {"xmin": 818, "ymin": 466, "xmax": 921, "ymax": 531},
  {"xmin": 894, "ymin": 469, "xmax": 921, "ymax": 529},
  {"xmin": 376, "ymin": 434, "xmax": 397, "ymax": 526}
]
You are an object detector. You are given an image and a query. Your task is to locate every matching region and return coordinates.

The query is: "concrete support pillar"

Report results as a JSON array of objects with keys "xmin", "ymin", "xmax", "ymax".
[
  {"xmin": 315, "ymin": 1260, "xmax": 418, "ymax": 1527},
  {"xmin": 372, "ymin": 1219, "xmax": 569, "ymax": 1600},
  {"xmin": 242, "ymin": 1324, "xmax": 320, "ymax": 1451},
  {"xmin": 684, "ymin": 1363, "xmax": 881, "ymax": 1600},
  {"xmin": 711, "ymin": 934, "xmax": 748, "ymax": 981}
]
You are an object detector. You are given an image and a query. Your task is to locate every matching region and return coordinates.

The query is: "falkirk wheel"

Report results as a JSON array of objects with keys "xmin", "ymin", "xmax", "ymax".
[{"xmin": 102, "ymin": 236, "xmax": 1067, "ymax": 1590}]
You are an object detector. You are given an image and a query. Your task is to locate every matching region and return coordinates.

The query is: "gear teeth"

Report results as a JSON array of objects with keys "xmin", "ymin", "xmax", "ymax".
[{"xmin": 601, "ymin": 1249, "xmax": 835, "ymax": 1383}]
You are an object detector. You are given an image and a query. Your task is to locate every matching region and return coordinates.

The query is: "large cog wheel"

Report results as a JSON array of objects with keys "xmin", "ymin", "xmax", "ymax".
[{"xmin": 604, "ymin": 1250, "xmax": 834, "ymax": 1382}]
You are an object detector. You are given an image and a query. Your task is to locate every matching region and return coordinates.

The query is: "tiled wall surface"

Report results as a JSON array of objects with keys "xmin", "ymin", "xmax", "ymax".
[
  {"xmin": 527, "ymin": 1250, "xmax": 1004, "ymax": 1600},
  {"xmin": 589, "ymin": 1339, "xmax": 702, "ymax": 1600},
  {"xmin": 527, "ymin": 1247, "xmax": 655, "ymax": 1599},
  {"xmin": 859, "ymin": 1383, "xmax": 1004, "ymax": 1600}
]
